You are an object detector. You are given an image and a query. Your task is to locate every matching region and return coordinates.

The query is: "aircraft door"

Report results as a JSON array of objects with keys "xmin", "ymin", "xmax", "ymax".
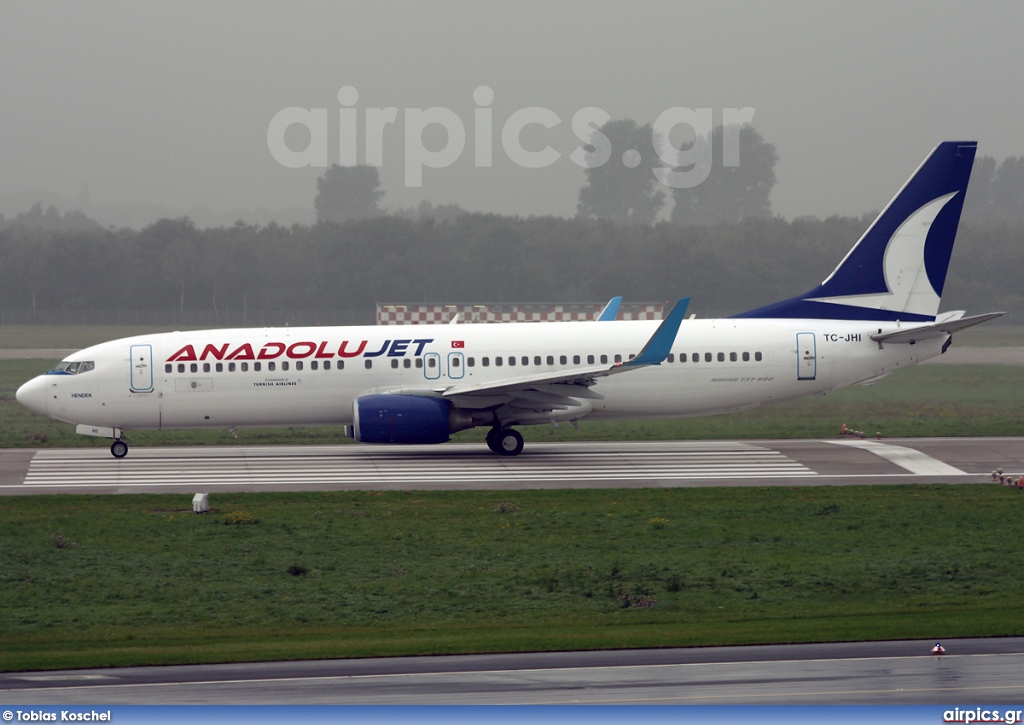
[
  {"xmin": 447, "ymin": 352, "xmax": 465, "ymax": 379},
  {"xmin": 130, "ymin": 344, "xmax": 155, "ymax": 392},
  {"xmin": 423, "ymin": 352, "xmax": 441, "ymax": 380},
  {"xmin": 796, "ymin": 332, "xmax": 816, "ymax": 380}
]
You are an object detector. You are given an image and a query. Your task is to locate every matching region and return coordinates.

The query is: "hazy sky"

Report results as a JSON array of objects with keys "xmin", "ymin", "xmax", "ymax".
[{"xmin": 2, "ymin": 0, "xmax": 1022, "ymax": 221}]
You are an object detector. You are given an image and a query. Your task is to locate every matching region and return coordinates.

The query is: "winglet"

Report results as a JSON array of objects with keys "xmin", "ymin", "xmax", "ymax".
[
  {"xmin": 623, "ymin": 298, "xmax": 689, "ymax": 367},
  {"xmin": 596, "ymin": 296, "xmax": 623, "ymax": 321}
]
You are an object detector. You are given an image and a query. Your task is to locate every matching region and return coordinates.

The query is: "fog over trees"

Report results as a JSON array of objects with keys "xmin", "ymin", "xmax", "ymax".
[{"xmin": 2, "ymin": 132, "xmax": 1022, "ymax": 326}]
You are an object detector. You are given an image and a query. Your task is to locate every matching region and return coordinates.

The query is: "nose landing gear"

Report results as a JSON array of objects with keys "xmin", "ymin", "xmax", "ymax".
[{"xmin": 110, "ymin": 438, "xmax": 129, "ymax": 459}]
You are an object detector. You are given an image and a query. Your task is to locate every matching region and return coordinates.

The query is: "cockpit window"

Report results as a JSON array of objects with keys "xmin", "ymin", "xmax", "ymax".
[{"xmin": 47, "ymin": 361, "xmax": 95, "ymax": 375}]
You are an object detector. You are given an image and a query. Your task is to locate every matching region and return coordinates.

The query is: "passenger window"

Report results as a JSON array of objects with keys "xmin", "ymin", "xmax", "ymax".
[
  {"xmin": 508, "ymin": 356, "xmax": 515, "ymax": 366},
  {"xmin": 414, "ymin": 359, "xmax": 421, "ymax": 369},
  {"xmin": 667, "ymin": 354, "xmax": 674, "ymax": 363},
  {"xmin": 338, "ymin": 360, "xmax": 345, "ymax": 370},
  {"xmin": 241, "ymin": 362, "xmax": 249, "ymax": 372},
  {"xmin": 628, "ymin": 354, "xmax": 635, "ymax": 360},
  {"xmin": 692, "ymin": 352, "xmax": 699, "ymax": 362},
  {"xmin": 730, "ymin": 352, "xmax": 737, "ymax": 362},
  {"xmin": 547, "ymin": 355, "xmax": 554, "ymax": 365},
  {"xmin": 165, "ymin": 364, "xmax": 172, "ymax": 373},
  {"xmin": 452, "ymin": 357, "xmax": 460, "ymax": 368},
  {"xmin": 496, "ymin": 357, "xmax": 503, "ymax": 367},
  {"xmin": 717, "ymin": 352, "xmax": 725, "ymax": 362},
  {"xmin": 755, "ymin": 352, "xmax": 763, "ymax": 361},
  {"xmin": 467, "ymin": 357, "xmax": 475, "ymax": 367},
  {"xmin": 560, "ymin": 355, "xmax": 567, "ymax": 365},
  {"xmin": 534, "ymin": 356, "xmax": 541, "ymax": 366},
  {"xmin": 391, "ymin": 359, "xmax": 399, "ymax": 368},
  {"xmin": 680, "ymin": 353, "xmax": 687, "ymax": 362},
  {"xmin": 482, "ymin": 357, "xmax": 490, "ymax": 367},
  {"xmin": 614, "ymin": 354, "xmax": 622, "ymax": 363},
  {"xmin": 254, "ymin": 362, "xmax": 261, "ymax": 372},
  {"xmin": 228, "ymin": 362, "xmax": 236, "ymax": 372},
  {"xmin": 600, "ymin": 354, "xmax": 608, "ymax": 364},
  {"xmin": 428, "ymin": 358, "xmax": 436, "ymax": 368},
  {"xmin": 190, "ymin": 363, "xmax": 198, "ymax": 373},
  {"xmin": 404, "ymin": 359, "xmax": 411, "ymax": 368},
  {"xmin": 203, "ymin": 363, "xmax": 210, "ymax": 373},
  {"xmin": 742, "ymin": 352, "xmax": 750, "ymax": 361},
  {"xmin": 705, "ymin": 353, "xmax": 712, "ymax": 362},
  {"xmin": 522, "ymin": 356, "xmax": 529, "ymax": 366},
  {"xmin": 282, "ymin": 361, "xmax": 289, "ymax": 371},
  {"xmin": 324, "ymin": 360, "xmax": 332, "ymax": 370},
  {"xmin": 587, "ymin": 354, "xmax": 594, "ymax": 364},
  {"xmin": 365, "ymin": 360, "xmax": 373, "ymax": 369},
  {"xmin": 177, "ymin": 363, "xmax": 185, "ymax": 373},
  {"xmin": 268, "ymin": 362, "xmax": 276, "ymax": 371},
  {"xmin": 573, "ymin": 355, "xmax": 581, "ymax": 364},
  {"xmin": 311, "ymin": 361, "xmax": 319, "ymax": 370},
  {"xmin": 296, "ymin": 361, "xmax": 303, "ymax": 371}
]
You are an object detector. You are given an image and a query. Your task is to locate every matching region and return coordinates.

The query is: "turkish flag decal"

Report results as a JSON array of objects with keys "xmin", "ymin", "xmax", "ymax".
[{"xmin": 451, "ymin": 340, "xmax": 465, "ymax": 348}]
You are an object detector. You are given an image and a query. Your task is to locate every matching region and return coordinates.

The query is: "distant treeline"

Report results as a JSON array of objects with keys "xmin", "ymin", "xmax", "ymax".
[{"xmin": 0, "ymin": 213, "xmax": 1019, "ymax": 325}]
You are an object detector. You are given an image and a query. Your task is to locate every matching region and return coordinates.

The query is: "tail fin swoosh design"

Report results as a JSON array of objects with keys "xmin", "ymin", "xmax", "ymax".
[{"xmin": 736, "ymin": 141, "xmax": 977, "ymax": 322}]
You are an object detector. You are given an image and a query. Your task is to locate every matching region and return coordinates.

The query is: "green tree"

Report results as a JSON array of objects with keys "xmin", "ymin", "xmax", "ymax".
[
  {"xmin": 671, "ymin": 125, "xmax": 777, "ymax": 226},
  {"xmin": 314, "ymin": 165, "xmax": 385, "ymax": 224},
  {"xmin": 576, "ymin": 119, "xmax": 665, "ymax": 224}
]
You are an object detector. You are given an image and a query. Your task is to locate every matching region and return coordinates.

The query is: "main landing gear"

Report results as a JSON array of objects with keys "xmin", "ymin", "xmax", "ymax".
[
  {"xmin": 485, "ymin": 427, "xmax": 524, "ymax": 456},
  {"xmin": 110, "ymin": 439, "xmax": 129, "ymax": 459}
]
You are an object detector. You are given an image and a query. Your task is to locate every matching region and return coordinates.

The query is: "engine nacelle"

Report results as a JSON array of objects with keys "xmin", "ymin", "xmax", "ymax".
[{"xmin": 352, "ymin": 394, "xmax": 472, "ymax": 444}]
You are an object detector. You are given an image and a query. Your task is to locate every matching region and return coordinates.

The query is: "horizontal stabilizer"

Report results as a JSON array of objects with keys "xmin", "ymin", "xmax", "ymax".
[{"xmin": 870, "ymin": 311, "xmax": 1005, "ymax": 344}]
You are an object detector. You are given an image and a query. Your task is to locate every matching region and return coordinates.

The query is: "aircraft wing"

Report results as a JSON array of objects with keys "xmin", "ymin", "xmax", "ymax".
[
  {"xmin": 870, "ymin": 311, "xmax": 1005, "ymax": 344},
  {"xmin": 440, "ymin": 298, "xmax": 689, "ymax": 410}
]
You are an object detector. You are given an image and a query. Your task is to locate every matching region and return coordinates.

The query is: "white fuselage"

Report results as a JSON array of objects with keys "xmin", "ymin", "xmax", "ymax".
[{"xmin": 24, "ymin": 318, "xmax": 943, "ymax": 432}]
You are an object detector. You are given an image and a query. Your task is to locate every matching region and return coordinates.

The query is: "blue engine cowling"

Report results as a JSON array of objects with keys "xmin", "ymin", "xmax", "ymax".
[{"xmin": 353, "ymin": 394, "xmax": 456, "ymax": 444}]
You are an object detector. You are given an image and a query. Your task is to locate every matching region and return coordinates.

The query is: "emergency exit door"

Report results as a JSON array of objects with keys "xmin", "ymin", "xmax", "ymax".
[{"xmin": 796, "ymin": 332, "xmax": 816, "ymax": 381}]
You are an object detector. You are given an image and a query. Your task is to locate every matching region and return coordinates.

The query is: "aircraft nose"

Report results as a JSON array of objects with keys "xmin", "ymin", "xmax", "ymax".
[{"xmin": 16, "ymin": 376, "xmax": 47, "ymax": 416}]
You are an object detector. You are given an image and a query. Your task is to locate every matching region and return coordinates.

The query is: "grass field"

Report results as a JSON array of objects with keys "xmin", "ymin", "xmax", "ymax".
[
  {"xmin": 2, "ymin": 485, "xmax": 1022, "ymax": 672},
  {"xmin": 3, "ymin": 359, "xmax": 1022, "ymax": 450},
  {"xmin": 2, "ymin": 325, "xmax": 1022, "ymax": 673}
]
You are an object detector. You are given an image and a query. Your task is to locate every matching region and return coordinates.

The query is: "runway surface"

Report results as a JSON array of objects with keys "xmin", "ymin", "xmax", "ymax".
[
  {"xmin": 1, "ymin": 437, "xmax": 1018, "ymax": 494},
  {"xmin": 3, "ymin": 638, "xmax": 1023, "ymax": 704}
]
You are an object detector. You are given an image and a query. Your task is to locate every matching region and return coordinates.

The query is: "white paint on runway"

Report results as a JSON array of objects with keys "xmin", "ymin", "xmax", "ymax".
[
  {"xmin": 19, "ymin": 441, "xmax": 816, "ymax": 488},
  {"xmin": 826, "ymin": 438, "xmax": 968, "ymax": 475}
]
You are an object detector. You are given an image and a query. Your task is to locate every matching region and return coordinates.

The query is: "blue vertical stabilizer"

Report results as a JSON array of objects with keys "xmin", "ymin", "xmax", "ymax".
[{"xmin": 735, "ymin": 141, "xmax": 976, "ymax": 322}]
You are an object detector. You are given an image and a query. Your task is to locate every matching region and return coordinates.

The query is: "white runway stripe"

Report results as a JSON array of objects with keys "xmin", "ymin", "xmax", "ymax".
[
  {"xmin": 825, "ymin": 439, "xmax": 967, "ymax": 475},
  {"xmin": 22, "ymin": 442, "xmax": 816, "ymax": 488}
]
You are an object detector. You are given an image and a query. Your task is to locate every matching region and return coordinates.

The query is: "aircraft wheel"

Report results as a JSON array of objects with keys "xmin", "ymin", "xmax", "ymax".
[
  {"xmin": 485, "ymin": 428, "xmax": 502, "ymax": 453},
  {"xmin": 496, "ymin": 429, "xmax": 524, "ymax": 457},
  {"xmin": 110, "ymin": 440, "xmax": 129, "ymax": 459}
]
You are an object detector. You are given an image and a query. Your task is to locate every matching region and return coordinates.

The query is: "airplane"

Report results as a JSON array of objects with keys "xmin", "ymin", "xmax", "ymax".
[{"xmin": 16, "ymin": 141, "xmax": 1003, "ymax": 459}]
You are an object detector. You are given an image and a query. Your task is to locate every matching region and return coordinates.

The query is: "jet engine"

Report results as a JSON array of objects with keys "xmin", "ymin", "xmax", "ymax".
[{"xmin": 351, "ymin": 394, "xmax": 474, "ymax": 444}]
